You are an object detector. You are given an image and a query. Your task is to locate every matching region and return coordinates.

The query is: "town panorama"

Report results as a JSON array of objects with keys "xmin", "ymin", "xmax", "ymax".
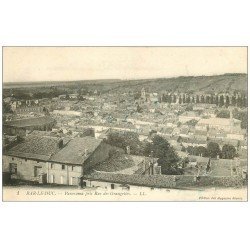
[{"xmin": 2, "ymin": 73, "xmax": 248, "ymax": 198}]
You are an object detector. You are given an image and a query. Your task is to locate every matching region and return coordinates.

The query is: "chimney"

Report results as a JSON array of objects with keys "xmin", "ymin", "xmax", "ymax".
[
  {"xmin": 58, "ymin": 139, "xmax": 63, "ymax": 149},
  {"xmin": 126, "ymin": 146, "xmax": 130, "ymax": 155},
  {"xmin": 84, "ymin": 149, "xmax": 88, "ymax": 157},
  {"xmin": 153, "ymin": 163, "xmax": 161, "ymax": 175}
]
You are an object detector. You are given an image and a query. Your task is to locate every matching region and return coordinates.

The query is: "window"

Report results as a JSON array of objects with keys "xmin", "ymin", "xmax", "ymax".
[
  {"xmin": 25, "ymin": 158, "xmax": 27, "ymax": 162},
  {"xmin": 34, "ymin": 166, "xmax": 42, "ymax": 177},
  {"xmin": 62, "ymin": 165, "xmax": 65, "ymax": 170},
  {"xmin": 71, "ymin": 166, "xmax": 74, "ymax": 171},
  {"xmin": 37, "ymin": 161, "xmax": 40, "ymax": 163},
  {"xmin": 50, "ymin": 164, "xmax": 53, "ymax": 169},
  {"xmin": 9, "ymin": 163, "xmax": 17, "ymax": 174},
  {"xmin": 111, "ymin": 184, "xmax": 115, "ymax": 189},
  {"xmin": 12, "ymin": 157, "xmax": 15, "ymax": 161}
]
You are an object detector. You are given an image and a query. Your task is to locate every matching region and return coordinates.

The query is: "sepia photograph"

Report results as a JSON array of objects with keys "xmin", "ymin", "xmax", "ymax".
[{"xmin": 2, "ymin": 46, "xmax": 248, "ymax": 201}]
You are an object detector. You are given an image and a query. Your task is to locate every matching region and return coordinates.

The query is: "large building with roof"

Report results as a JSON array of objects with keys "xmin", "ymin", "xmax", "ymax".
[
  {"xmin": 196, "ymin": 117, "xmax": 241, "ymax": 132},
  {"xmin": 3, "ymin": 116, "xmax": 56, "ymax": 137},
  {"xmin": 3, "ymin": 133, "xmax": 112, "ymax": 186}
]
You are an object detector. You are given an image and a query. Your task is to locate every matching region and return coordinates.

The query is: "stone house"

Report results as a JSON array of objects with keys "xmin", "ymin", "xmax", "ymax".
[{"xmin": 3, "ymin": 134, "xmax": 112, "ymax": 186}]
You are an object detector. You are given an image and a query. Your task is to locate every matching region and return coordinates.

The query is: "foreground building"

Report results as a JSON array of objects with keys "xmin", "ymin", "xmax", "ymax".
[{"xmin": 3, "ymin": 133, "xmax": 111, "ymax": 186}]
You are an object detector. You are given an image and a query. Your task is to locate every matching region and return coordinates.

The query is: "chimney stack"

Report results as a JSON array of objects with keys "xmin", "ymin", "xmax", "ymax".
[
  {"xmin": 126, "ymin": 146, "xmax": 130, "ymax": 155},
  {"xmin": 58, "ymin": 139, "xmax": 64, "ymax": 149},
  {"xmin": 84, "ymin": 149, "xmax": 88, "ymax": 157}
]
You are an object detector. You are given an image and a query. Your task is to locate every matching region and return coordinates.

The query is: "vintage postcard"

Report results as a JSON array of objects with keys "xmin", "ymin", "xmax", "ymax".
[{"xmin": 1, "ymin": 47, "xmax": 248, "ymax": 201}]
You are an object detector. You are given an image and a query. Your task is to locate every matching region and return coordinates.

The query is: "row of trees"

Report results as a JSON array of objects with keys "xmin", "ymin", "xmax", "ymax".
[
  {"xmin": 183, "ymin": 142, "xmax": 237, "ymax": 159},
  {"xmin": 104, "ymin": 132, "xmax": 183, "ymax": 175},
  {"xmin": 162, "ymin": 93, "xmax": 247, "ymax": 107}
]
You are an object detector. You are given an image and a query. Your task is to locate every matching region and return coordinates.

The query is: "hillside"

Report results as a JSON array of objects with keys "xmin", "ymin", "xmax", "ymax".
[
  {"xmin": 106, "ymin": 73, "xmax": 247, "ymax": 94},
  {"xmin": 3, "ymin": 73, "xmax": 247, "ymax": 94}
]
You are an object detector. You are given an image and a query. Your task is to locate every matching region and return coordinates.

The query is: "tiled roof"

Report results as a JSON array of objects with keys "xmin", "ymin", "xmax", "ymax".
[
  {"xmin": 50, "ymin": 137, "xmax": 102, "ymax": 165},
  {"xmin": 4, "ymin": 116, "xmax": 55, "ymax": 128},
  {"xmin": 6, "ymin": 135, "xmax": 62, "ymax": 161},
  {"xmin": 93, "ymin": 153, "xmax": 153, "ymax": 174},
  {"xmin": 84, "ymin": 171, "xmax": 177, "ymax": 188}
]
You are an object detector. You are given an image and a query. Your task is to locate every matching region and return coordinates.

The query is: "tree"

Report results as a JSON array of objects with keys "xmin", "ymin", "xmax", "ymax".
[
  {"xmin": 179, "ymin": 96, "xmax": 182, "ymax": 104},
  {"xmin": 207, "ymin": 142, "xmax": 221, "ymax": 158},
  {"xmin": 173, "ymin": 95, "xmax": 177, "ymax": 103},
  {"xmin": 231, "ymin": 95, "xmax": 236, "ymax": 106},
  {"xmin": 215, "ymin": 95, "xmax": 219, "ymax": 106},
  {"xmin": 196, "ymin": 95, "xmax": 200, "ymax": 103},
  {"xmin": 3, "ymin": 102, "xmax": 13, "ymax": 113},
  {"xmin": 205, "ymin": 95, "xmax": 210, "ymax": 104},
  {"xmin": 185, "ymin": 119, "xmax": 198, "ymax": 126},
  {"xmin": 185, "ymin": 104, "xmax": 193, "ymax": 111},
  {"xmin": 186, "ymin": 146, "xmax": 195, "ymax": 155},
  {"xmin": 168, "ymin": 95, "xmax": 172, "ymax": 104},
  {"xmin": 236, "ymin": 96, "xmax": 242, "ymax": 107},
  {"xmin": 42, "ymin": 107, "xmax": 50, "ymax": 116},
  {"xmin": 225, "ymin": 96, "xmax": 230, "ymax": 108},
  {"xmin": 195, "ymin": 146, "xmax": 208, "ymax": 157},
  {"xmin": 216, "ymin": 110, "xmax": 230, "ymax": 118},
  {"xmin": 200, "ymin": 95, "xmax": 205, "ymax": 103},
  {"xmin": 143, "ymin": 135, "xmax": 182, "ymax": 175},
  {"xmin": 78, "ymin": 95, "xmax": 84, "ymax": 101},
  {"xmin": 105, "ymin": 131, "xmax": 143, "ymax": 155},
  {"xmin": 134, "ymin": 92, "xmax": 141, "ymax": 100},
  {"xmin": 219, "ymin": 95, "xmax": 224, "ymax": 107},
  {"xmin": 221, "ymin": 144, "xmax": 237, "ymax": 159},
  {"xmin": 183, "ymin": 95, "xmax": 186, "ymax": 103}
]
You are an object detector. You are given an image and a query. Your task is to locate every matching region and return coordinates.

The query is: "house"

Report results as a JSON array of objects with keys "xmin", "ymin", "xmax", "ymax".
[
  {"xmin": 3, "ymin": 134, "xmax": 112, "ymax": 186},
  {"xmin": 3, "ymin": 134, "xmax": 64, "ymax": 183}
]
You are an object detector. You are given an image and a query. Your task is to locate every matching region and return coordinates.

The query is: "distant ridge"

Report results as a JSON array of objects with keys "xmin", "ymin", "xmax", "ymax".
[{"xmin": 3, "ymin": 73, "xmax": 247, "ymax": 93}]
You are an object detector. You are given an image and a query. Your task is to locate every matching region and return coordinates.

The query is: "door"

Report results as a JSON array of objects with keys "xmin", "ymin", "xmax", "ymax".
[
  {"xmin": 50, "ymin": 174, "xmax": 54, "ymax": 183},
  {"xmin": 70, "ymin": 177, "xmax": 78, "ymax": 185}
]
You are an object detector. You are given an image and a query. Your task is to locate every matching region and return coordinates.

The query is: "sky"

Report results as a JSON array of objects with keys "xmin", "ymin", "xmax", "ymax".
[{"xmin": 3, "ymin": 47, "xmax": 247, "ymax": 83}]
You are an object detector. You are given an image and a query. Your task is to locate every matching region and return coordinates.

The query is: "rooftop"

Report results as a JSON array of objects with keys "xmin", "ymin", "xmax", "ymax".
[
  {"xmin": 4, "ymin": 116, "xmax": 56, "ymax": 128},
  {"xmin": 6, "ymin": 134, "xmax": 62, "ymax": 161},
  {"xmin": 93, "ymin": 152, "xmax": 153, "ymax": 174},
  {"xmin": 50, "ymin": 137, "xmax": 102, "ymax": 165},
  {"xmin": 197, "ymin": 118, "xmax": 241, "ymax": 126}
]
